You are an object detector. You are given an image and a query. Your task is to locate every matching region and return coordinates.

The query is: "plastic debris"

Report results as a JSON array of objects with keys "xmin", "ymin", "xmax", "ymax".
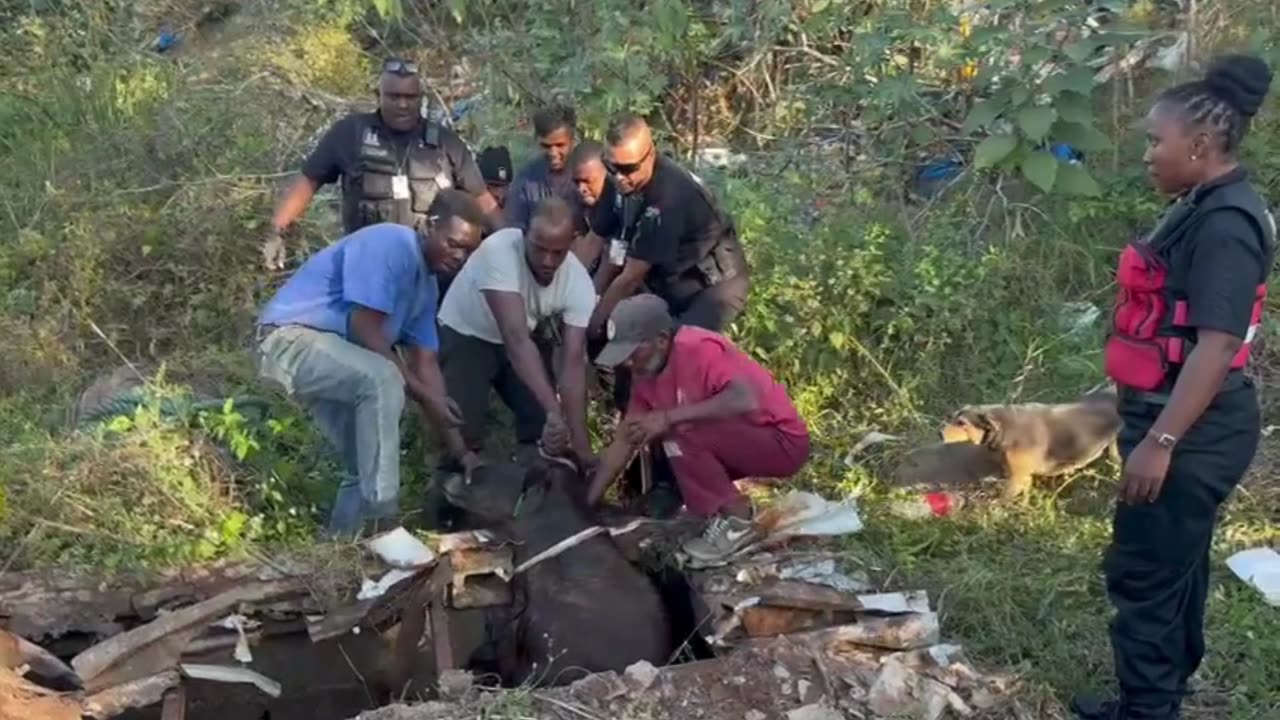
[
  {"xmin": 1226, "ymin": 547, "xmax": 1280, "ymax": 606},
  {"xmin": 844, "ymin": 430, "xmax": 903, "ymax": 465},
  {"xmin": 179, "ymin": 663, "xmax": 282, "ymax": 698},
  {"xmin": 887, "ymin": 492, "xmax": 965, "ymax": 519},
  {"xmin": 356, "ymin": 568, "xmax": 418, "ymax": 601},
  {"xmin": 365, "ymin": 526, "xmax": 436, "ymax": 569},
  {"xmin": 756, "ymin": 492, "xmax": 864, "ymax": 540}
]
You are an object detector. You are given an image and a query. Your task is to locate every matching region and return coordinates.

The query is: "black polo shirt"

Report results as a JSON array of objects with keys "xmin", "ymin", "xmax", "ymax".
[
  {"xmin": 1164, "ymin": 188, "xmax": 1273, "ymax": 341},
  {"xmin": 594, "ymin": 155, "xmax": 718, "ymax": 273}
]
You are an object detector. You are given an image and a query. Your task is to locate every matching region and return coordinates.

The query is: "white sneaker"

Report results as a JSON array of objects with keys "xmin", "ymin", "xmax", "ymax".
[{"xmin": 682, "ymin": 515, "xmax": 760, "ymax": 563}]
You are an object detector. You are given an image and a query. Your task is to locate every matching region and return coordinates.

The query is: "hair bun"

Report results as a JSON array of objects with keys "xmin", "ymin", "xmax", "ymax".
[{"xmin": 1204, "ymin": 54, "xmax": 1274, "ymax": 119}]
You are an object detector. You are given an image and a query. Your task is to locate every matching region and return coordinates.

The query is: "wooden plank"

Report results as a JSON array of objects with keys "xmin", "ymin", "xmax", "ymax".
[
  {"xmin": 72, "ymin": 578, "xmax": 305, "ymax": 684},
  {"xmin": 429, "ymin": 559, "xmax": 455, "ymax": 672}
]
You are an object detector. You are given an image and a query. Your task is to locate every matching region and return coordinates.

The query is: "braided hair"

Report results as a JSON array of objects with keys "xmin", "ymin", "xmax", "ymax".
[{"xmin": 1156, "ymin": 54, "xmax": 1273, "ymax": 154}]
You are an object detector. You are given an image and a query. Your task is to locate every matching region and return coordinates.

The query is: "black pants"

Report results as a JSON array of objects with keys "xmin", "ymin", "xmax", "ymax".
[
  {"xmin": 1105, "ymin": 385, "xmax": 1259, "ymax": 718},
  {"xmin": 438, "ymin": 325, "xmax": 553, "ymax": 469}
]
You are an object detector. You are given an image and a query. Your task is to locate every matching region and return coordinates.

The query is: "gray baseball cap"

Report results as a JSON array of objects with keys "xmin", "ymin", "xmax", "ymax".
[{"xmin": 595, "ymin": 294, "xmax": 674, "ymax": 368}]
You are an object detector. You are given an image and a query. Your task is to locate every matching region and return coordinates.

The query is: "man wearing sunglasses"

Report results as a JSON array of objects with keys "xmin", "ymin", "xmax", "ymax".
[
  {"xmin": 263, "ymin": 58, "xmax": 500, "ymax": 271},
  {"xmin": 588, "ymin": 114, "xmax": 749, "ymax": 343}
]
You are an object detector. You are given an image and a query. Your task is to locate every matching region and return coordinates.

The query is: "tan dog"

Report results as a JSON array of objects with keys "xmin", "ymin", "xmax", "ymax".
[{"xmin": 940, "ymin": 393, "xmax": 1122, "ymax": 500}]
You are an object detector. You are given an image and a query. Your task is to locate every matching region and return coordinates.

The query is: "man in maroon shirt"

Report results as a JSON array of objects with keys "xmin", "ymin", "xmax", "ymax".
[{"xmin": 587, "ymin": 294, "xmax": 810, "ymax": 561}]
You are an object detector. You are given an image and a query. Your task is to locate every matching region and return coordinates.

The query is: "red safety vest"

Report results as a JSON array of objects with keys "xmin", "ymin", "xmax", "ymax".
[{"xmin": 1103, "ymin": 171, "xmax": 1273, "ymax": 392}]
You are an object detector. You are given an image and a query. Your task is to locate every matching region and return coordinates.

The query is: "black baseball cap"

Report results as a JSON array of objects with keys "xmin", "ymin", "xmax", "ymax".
[
  {"xmin": 595, "ymin": 294, "xmax": 674, "ymax": 368},
  {"xmin": 478, "ymin": 146, "xmax": 513, "ymax": 185}
]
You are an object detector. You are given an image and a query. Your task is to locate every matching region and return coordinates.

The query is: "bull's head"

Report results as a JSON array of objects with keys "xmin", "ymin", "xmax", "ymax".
[{"xmin": 443, "ymin": 460, "xmax": 587, "ymax": 525}]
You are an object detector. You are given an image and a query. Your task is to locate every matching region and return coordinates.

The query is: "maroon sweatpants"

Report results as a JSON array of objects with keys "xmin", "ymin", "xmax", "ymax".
[{"xmin": 660, "ymin": 418, "xmax": 810, "ymax": 517}]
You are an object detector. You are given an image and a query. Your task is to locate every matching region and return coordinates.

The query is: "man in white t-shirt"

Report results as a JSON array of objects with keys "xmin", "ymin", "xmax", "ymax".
[{"xmin": 434, "ymin": 198, "xmax": 596, "ymax": 507}]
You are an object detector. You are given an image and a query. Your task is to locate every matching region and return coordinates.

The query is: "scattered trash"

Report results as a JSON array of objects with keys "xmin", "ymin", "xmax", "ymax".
[
  {"xmin": 887, "ymin": 492, "xmax": 965, "ymax": 520},
  {"xmin": 356, "ymin": 568, "xmax": 419, "ymax": 601},
  {"xmin": 1226, "ymin": 547, "xmax": 1280, "ymax": 607},
  {"xmin": 153, "ymin": 30, "xmax": 180, "ymax": 53},
  {"xmin": 912, "ymin": 158, "xmax": 965, "ymax": 199},
  {"xmin": 756, "ymin": 492, "xmax": 864, "ymax": 541},
  {"xmin": 844, "ymin": 430, "xmax": 903, "ymax": 465},
  {"xmin": 211, "ymin": 615, "xmax": 256, "ymax": 664},
  {"xmin": 179, "ymin": 663, "xmax": 282, "ymax": 698},
  {"xmin": 1050, "ymin": 142, "xmax": 1083, "ymax": 165},
  {"xmin": 366, "ymin": 526, "xmax": 436, "ymax": 569},
  {"xmin": 736, "ymin": 557, "xmax": 873, "ymax": 595}
]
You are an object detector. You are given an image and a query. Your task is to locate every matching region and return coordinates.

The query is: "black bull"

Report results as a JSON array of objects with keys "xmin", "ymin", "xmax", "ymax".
[{"xmin": 406, "ymin": 460, "xmax": 713, "ymax": 689}]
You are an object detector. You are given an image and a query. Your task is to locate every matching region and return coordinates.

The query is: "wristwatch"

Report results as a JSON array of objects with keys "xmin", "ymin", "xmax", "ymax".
[{"xmin": 1148, "ymin": 430, "xmax": 1178, "ymax": 449}]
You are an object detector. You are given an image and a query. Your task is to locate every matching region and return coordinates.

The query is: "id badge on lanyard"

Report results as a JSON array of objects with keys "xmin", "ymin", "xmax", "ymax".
[{"xmin": 392, "ymin": 174, "xmax": 410, "ymax": 200}]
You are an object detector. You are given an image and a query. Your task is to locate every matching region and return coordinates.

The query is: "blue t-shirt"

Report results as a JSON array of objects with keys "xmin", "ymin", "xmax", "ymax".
[{"xmin": 258, "ymin": 223, "xmax": 439, "ymax": 350}]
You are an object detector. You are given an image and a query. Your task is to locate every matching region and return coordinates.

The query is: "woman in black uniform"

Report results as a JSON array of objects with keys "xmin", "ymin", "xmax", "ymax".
[{"xmin": 1073, "ymin": 54, "xmax": 1274, "ymax": 720}]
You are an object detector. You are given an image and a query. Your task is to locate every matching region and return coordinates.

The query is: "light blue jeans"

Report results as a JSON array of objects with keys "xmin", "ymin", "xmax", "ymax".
[{"xmin": 255, "ymin": 325, "xmax": 405, "ymax": 534}]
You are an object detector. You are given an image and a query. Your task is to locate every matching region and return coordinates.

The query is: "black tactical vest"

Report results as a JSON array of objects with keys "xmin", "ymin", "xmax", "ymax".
[
  {"xmin": 623, "ymin": 160, "xmax": 748, "ymax": 303},
  {"xmin": 343, "ymin": 117, "xmax": 455, "ymax": 234}
]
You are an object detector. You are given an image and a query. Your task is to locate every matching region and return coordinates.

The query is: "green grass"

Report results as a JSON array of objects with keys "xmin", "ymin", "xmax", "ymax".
[{"xmin": 838, "ymin": 467, "xmax": 1280, "ymax": 719}]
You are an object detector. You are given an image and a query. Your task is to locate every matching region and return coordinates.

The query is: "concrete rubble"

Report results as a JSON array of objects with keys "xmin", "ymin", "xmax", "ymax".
[{"xmin": 0, "ymin": 492, "xmax": 1017, "ymax": 719}]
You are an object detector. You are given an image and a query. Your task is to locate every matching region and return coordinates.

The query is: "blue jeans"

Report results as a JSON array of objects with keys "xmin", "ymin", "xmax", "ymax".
[{"xmin": 255, "ymin": 326, "xmax": 405, "ymax": 534}]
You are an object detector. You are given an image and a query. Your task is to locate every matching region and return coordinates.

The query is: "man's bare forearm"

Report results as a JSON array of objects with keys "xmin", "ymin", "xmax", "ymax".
[
  {"xmin": 411, "ymin": 352, "xmax": 469, "ymax": 458},
  {"xmin": 560, "ymin": 354, "xmax": 590, "ymax": 456},
  {"xmin": 587, "ymin": 435, "xmax": 638, "ymax": 505},
  {"xmin": 271, "ymin": 176, "xmax": 319, "ymax": 232},
  {"xmin": 506, "ymin": 335, "xmax": 562, "ymax": 414}
]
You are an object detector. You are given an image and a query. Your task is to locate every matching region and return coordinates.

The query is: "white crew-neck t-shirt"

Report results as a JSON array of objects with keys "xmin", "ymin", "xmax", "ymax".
[{"xmin": 439, "ymin": 227, "xmax": 596, "ymax": 344}]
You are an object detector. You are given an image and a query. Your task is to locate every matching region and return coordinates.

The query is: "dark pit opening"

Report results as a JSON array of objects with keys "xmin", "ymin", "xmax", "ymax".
[
  {"xmin": 115, "ymin": 632, "xmax": 387, "ymax": 720},
  {"xmin": 649, "ymin": 564, "xmax": 718, "ymax": 665}
]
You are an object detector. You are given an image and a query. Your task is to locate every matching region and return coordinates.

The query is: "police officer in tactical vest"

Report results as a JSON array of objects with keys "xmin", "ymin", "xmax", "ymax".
[
  {"xmin": 262, "ymin": 58, "xmax": 500, "ymax": 270},
  {"xmin": 588, "ymin": 113, "xmax": 749, "ymax": 338}
]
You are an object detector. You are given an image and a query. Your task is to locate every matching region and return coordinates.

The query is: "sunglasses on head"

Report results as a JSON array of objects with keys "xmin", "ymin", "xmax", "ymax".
[
  {"xmin": 382, "ymin": 59, "xmax": 419, "ymax": 76},
  {"xmin": 605, "ymin": 144, "xmax": 653, "ymax": 176}
]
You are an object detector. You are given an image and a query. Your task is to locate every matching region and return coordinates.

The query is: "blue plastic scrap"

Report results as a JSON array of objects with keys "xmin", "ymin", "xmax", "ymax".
[{"xmin": 154, "ymin": 30, "xmax": 180, "ymax": 53}]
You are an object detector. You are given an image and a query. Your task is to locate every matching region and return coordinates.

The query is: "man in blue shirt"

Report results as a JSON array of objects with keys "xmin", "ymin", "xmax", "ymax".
[
  {"xmin": 255, "ymin": 190, "xmax": 489, "ymax": 536},
  {"xmin": 503, "ymin": 104, "xmax": 586, "ymax": 234}
]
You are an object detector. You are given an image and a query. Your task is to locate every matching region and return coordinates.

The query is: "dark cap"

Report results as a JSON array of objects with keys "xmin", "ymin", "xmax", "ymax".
[
  {"xmin": 477, "ymin": 146, "xmax": 513, "ymax": 185},
  {"xmin": 595, "ymin": 294, "xmax": 674, "ymax": 368}
]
